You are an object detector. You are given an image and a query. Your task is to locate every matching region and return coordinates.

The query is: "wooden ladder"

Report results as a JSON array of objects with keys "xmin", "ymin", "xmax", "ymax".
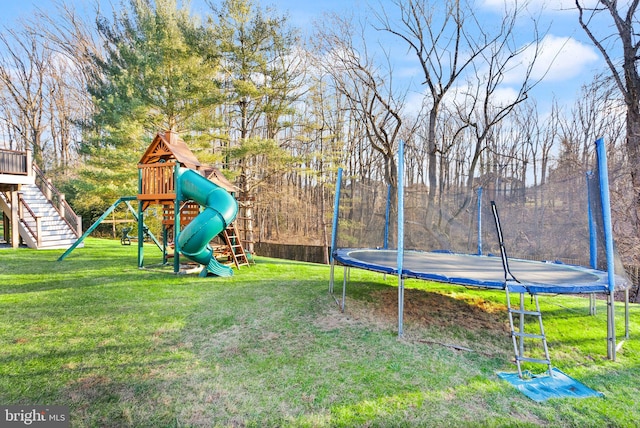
[{"xmin": 221, "ymin": 222, "xmax": 250, "ymax": 268}]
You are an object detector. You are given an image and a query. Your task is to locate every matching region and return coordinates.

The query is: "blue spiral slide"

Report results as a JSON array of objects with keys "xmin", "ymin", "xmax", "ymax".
[{"xmin": 176, "ymin": 167, "xmax": 238, "ymax": 277}]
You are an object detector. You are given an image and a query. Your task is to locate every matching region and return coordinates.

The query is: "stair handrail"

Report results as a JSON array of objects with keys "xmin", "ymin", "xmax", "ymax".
[
  {"xmin": 18, "ymin": 193, "xmax": 42, "ymax": 247},
  {"xmin": 32, "ymin": 164, "xmax": 82, "ymax": 237}
]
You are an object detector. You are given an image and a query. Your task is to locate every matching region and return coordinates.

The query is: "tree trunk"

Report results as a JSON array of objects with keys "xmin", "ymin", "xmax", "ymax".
[
  {"xmin": 626, "ymin": 107, "xmax": 640, "ymax": 259},
  {"xmin": 427, "ymin": 106, "xmax": 438, "ymax": 201}
]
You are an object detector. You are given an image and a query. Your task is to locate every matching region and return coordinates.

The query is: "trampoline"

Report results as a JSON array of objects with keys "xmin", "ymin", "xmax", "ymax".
[
  {"xmin": 329, "ymin": 138, "xmax": 631, "ymax": 380},
  {"xmin": 333, "ymin": 248, "xmax": 615, "ymax": 294}
]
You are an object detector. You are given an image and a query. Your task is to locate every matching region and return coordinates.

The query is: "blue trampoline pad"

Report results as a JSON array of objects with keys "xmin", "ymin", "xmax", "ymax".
[
  {"xmin": 498, "ymin": 368, "xmax": 604, "ymax": 401},
  {"xmin": 333, "ymin": 249, "xmax": 618, "ymax": 294}
]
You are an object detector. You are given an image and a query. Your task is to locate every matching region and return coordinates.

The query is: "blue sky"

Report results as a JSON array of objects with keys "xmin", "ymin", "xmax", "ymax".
[{"xmin": 0, "ymin": 0, "xmax": 606, "ymax": 115}]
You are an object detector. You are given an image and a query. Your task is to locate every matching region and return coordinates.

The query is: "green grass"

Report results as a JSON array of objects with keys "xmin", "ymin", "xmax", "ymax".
[{"xmin": 0, "ymin": 238, "xmax": 639, "ymax": 427}]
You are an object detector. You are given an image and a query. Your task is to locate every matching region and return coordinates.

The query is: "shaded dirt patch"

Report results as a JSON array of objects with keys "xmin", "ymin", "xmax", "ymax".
[{"xmin": 348, "ymin": 287, "xmax": 510, "ymax": 334}]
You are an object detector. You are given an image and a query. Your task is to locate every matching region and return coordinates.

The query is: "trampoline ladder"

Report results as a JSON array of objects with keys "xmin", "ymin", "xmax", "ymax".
[{"xmin": 505, "ymin": 286, "xmax": 553, "ymax": 378}]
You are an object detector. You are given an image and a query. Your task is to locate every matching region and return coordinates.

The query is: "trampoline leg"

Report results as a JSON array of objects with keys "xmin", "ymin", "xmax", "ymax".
[
  {"xmin": 341, "ymin": 266, "xmax": 347, "ymax": 313},
  {"xmin": 625, "ymin": 288, "xmax": 630, "ymax": 340},
  {"xmin": 329, "ymin": 258, "xmax": 335, "ymax": 294},
  {"xmin": 398, "ymin": 277, "xmax": 405, "ymax": 337},
  {"xmin": 589, "ymin": 293, "xmax": 596, "ymax": 316},
  {"xmin": 607, "ymin": 291, "xmax": 616, "ymax": 361},
  {"xmin": 519, "ymin": 293, "xmax": 525, "ymax": 358},
  {"xmin": 329, "ymin": 261, "xmax": 344, "ymax": 310}
]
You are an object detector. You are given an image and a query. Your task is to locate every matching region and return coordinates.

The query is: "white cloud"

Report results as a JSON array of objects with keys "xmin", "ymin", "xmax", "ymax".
[
  {"xmin": 502, "ymin": 34, "xmax": 599, "ymax": 85},
  {"xmin": 403, "ymin": 90, "xmax": 427, "ymax": 116},
  {"xmin": 486, "ymin": 86, "xmax": 521, "ymax": 106},
  {"xmin": 444, "ymin": 83, "xmax": 521, "ymax": 111},
  {"xmin": 394, "ymin": 65, "xmax": 422, "ymax": 80},
  {"xmin": 480, "ymin": 0, "xmax": 597, "ymax": 14}
]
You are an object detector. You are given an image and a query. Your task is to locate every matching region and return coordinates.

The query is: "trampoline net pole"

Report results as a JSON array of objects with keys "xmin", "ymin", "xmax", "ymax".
[
  {"xmin": 477, "ymin": 187, "xmax": 483, "ymax": 255},
  {"xmin": 397, "ymin": 140, "xmax": 405, "ymax": 337},
  {"xmin": 596, "ymin": 138, "xmax": 622, "ymax": 360},
  {"xmin": 329, "ymin": 168, "xmax": 343, "ymax": 295}
]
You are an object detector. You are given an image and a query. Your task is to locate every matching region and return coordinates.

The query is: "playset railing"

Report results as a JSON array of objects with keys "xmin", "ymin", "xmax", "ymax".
[{"xmin": 138, "ymin": 162, "xmax": 176, "ymax": 200}]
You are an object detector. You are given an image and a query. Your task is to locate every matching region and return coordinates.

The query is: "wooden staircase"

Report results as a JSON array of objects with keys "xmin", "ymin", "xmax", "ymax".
[{"xmin": 0, "ymin": 183, "xmax": 82, "ymax": 250}]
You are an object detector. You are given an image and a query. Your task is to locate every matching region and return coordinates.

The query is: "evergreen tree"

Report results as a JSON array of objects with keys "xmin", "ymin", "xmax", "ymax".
[
  {"xmin": 72, "ymin": 0, "xmax": 223, "ymax": 217},
  {"xmin": 206, "ymin": 0, "xmax": 303, "ymax": 250},
  {"xmin": 210, "ymin": 0, "xmax": 301, "ymax": 166}
]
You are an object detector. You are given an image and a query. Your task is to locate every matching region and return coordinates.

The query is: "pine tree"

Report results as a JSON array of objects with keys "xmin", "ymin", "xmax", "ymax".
[
  {"xmin": 72, "ymin": 0, "xmax": 223, "ymax": 215},
  {"xmin": 207, "ymin": 0, "xmax": 303, "ymax": 250}
]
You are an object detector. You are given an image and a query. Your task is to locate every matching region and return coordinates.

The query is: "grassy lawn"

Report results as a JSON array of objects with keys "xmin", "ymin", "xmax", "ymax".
[{"xmin": 0, "ymin": 238, "xmax": 639, "ymax": 427}]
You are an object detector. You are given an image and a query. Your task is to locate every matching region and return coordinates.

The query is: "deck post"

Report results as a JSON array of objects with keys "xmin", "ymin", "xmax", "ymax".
[
  {"xmin": 35, "ymin": 216, "xmax": 41, "ymax": 247},
  {"xmin": 10, "ymin": 190, "xmax": 19, "ymax": 248},
  {"xmin": 59, "ymin": 194, "xmax": 66, "ymax": 219},
  {"xmin": 26, "ymin": 149, "xmax": 33, "ymax": 177}
]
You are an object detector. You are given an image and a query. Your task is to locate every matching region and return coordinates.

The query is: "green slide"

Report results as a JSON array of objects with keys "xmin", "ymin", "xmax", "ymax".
[{"xmin": 176, "ymin": 167, "xmax": 238, "ymax": 277}]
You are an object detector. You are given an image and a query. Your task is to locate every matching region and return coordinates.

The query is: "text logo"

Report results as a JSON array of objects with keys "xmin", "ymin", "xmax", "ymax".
[{"xmin": 1, "ymin": 406, "xmax": 69, "ymax": 427}]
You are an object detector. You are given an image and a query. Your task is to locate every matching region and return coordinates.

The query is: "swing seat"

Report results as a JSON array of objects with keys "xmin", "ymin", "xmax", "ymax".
[{"xmin": 121, "ymin": 227, "xmax": 133, "ymax": 245}]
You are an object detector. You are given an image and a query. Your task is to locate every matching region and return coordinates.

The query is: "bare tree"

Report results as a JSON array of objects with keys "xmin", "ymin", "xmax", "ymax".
[
  {"xmin": 576, "ymin": 0, "xmax": 640, "ymax": 241},
  {"xmin": 375, "ymin": 0, "xmax": 509, "ymax": 201},
  {"xmin": 313, "ymin": 14, "xmax": 410, "ymax": 217},
  {"xmin": 558, "ymin": 72, "xmax": 634, "ymax": 267},
  {"xmin": 0, "ymin": 26, "xmax": 51, "ymax": 167},
  {"xmin": 452, "ymin": 9, "xmax": 543, "ymax": 191},
  {"xmin": 32, "ymin": 1, "xmax": 104, "ymax": 86},
  {"xmin": 514, "ymin": 99, "xmax": 557, "ymax": 189},
  {"xmin": 559, "ymin": 73, "xmax": 626, "ymax": 169},
  {"xmin": 32, "ymin": 1, "xmax": 104, "ymax": 172}
]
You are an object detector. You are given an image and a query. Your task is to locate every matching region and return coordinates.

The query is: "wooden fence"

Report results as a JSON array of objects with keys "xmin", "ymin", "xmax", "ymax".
[{"xmin": 254, "ymin": 242, "xmax": 329, "ymax": 265}]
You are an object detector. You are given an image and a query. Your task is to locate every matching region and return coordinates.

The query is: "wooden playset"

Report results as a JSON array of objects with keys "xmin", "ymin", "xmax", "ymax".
[{"xmin": 59, "ymin": 130, "xmax": 250, "ymax": 277}]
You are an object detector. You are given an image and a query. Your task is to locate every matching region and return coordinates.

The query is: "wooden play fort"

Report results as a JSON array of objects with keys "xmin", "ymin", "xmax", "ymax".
[
  {"xmin": 58, "ymin": 130, "xmax": 250, "ymax": 277},
  {"xmin": 137, "ymin": 130, "xmax": 251, "ymax": 274}
]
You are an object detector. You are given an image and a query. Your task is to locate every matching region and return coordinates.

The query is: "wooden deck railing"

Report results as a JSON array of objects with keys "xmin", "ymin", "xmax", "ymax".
[
  {"xmin": 0, "ymin": 149, "xmax": 32, "ymax": 175},
  {"xmin": 18, "ymin": 194, "xmax": 42, "ymax": 247}
]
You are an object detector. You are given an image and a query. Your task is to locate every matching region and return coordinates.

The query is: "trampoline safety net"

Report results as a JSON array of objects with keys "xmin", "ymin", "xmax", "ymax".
[{"xmin": 332, "ymin": 142, "xmax": 631, "ymax": 290}]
